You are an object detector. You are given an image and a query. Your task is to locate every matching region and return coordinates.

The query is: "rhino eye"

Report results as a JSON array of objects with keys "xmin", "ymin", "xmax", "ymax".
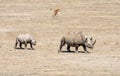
[
  {"xmin": 85, "ymin": 38, "xmax": 88, "ymax": 42},
  {"xmin": 90, "ymin": 37, "xmax": 93, "ymax": 40}
]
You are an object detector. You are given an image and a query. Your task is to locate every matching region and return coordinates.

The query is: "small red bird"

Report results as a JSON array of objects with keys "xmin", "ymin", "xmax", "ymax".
[{"xmin": 53, "ymin": 9, "xmax": 60, "ymax": 17}]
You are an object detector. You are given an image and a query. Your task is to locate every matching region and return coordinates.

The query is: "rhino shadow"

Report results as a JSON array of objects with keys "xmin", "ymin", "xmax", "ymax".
[
  {"xmin": 15, "ymin": 47, "xmax": 25, "ymax": 50},
  {"xmin": 61, "ymin": 50, "xmax": 88, "ymax": 53},
  {"xmin": 15, "ymin": 48, "xmax": 34, "ymax": 50}
]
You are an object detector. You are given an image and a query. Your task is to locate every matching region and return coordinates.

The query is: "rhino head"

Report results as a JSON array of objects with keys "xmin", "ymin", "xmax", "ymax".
[
  {"xmin": 85, "ymin": 37, "xmax": 96, "ymax": 49},
  {"xmin": 31, "ymin": 40, "xmax": 36, "ymax": 45}
]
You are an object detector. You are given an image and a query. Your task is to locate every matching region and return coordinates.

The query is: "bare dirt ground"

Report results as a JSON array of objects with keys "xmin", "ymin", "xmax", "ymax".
[{"xmin": 0, "ymin": 0, "xmax": 120, "ymax": 76}]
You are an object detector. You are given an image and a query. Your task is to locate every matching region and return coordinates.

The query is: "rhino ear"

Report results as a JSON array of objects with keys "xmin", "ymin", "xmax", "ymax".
[{"xmin": 85, "ymin": 37, "xmax": 88, "ymax": 42}]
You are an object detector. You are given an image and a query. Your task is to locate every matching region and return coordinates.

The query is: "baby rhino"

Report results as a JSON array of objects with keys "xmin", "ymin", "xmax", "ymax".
[
  {"xmin": 15, "ymin": 34, "xmax": 36, "ymax": 49},
  {"xmin": 58, "ymin": 32, "xmax": 96, "ymax": 53}
]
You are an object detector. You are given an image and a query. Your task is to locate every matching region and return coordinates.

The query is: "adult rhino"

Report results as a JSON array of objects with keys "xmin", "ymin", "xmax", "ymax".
[
  {"xmin": 58, "ymin": 32, "xmax": 96, "ymax": 53},
  {"xmin": 15, "ymin": 34, "xmax": 36, "ymax": 49}
]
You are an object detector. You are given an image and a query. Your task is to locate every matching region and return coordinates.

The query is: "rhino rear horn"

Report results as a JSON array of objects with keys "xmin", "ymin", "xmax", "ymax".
[{"xmin": 92, "ymin": 39, "xmax": 96, "ymax": 46}]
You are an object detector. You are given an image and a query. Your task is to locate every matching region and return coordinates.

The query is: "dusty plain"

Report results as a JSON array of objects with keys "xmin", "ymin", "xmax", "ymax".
[{"xmin": 0, "ymin": 0, "xmax": 120, "ymax": 76}]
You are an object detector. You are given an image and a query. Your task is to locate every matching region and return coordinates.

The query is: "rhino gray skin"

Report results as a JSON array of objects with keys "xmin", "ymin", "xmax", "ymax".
[
  {"xmin": 15, "ymin": 34, "xmax": 36, "ymax": 49},
  {"xmin": 58, "ymin": 32, "xmax": 96, "ymax": 53}
]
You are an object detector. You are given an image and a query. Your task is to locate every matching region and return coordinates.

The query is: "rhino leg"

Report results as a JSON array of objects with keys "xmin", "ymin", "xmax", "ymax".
[
  {"xmin": 83, "ymin": 45, "xmax": 89, "ymax": 53},
  {"xmin": 67, "ymin": 45, "xmax": 71, "ymax": 52},
  {"xmin": 15, "ymin": 39, "xmax": 19, "ymax": 49},
  {"xmin": 19, "ymin": 43, "xmax": 22, "ymax": 49},
  {"xmin": 15, "ymin": 42, "xmax": 18, "ymax": 49},
  {"xmin": 75, "ymin": 46, "xmax": 79, "ymax": 53},
  {"xmin": 30, "ymin": 43, "xmax": 33, "ymax": 48},
  {"xmin": 58, "ymin": 40, "xmax": 65, "ymax": 53},
  {"xmin": 25, "ymin": 43, "xmax": 27, "ymax": 49}
]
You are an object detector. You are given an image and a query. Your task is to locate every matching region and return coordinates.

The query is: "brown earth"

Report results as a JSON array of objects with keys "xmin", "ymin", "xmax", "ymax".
[{"xmin": 0, "ymin": 0, "xmax": 120, "ymax": 76}]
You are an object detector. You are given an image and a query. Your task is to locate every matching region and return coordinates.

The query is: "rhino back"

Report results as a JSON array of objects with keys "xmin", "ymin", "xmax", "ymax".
[
  {"xmin": 64, "ymin": 34, "xmax": 74, "ymax": 45},
  {"xmin": 64, "ymin": 32, "xmax": 85, "ymax": 46},
  {"xmin": 17, "ymin": 34, "xmax": 32, "ymax": 43},
  {"xmin": 25, "ymin": 34, "xmax": 33, "ymax": 41},
  {"xmin": 74, "ymin": 33, "xmax": 85, "ymax": 45}
]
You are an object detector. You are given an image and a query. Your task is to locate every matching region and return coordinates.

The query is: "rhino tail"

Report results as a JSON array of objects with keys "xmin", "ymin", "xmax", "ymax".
[{"xmin": 59, "ymin": 37, "xmax": 66, "ymax": 53}]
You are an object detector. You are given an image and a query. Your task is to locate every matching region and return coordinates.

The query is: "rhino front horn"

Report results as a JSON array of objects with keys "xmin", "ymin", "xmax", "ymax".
[{"xmin": 92, "ymin": 39, "xmax": 96, "ymax": 46}]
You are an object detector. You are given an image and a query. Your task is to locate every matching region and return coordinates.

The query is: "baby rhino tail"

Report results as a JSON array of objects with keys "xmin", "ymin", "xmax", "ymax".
[{"xmin": 58, "ymin": 37, "xmax": 65, "ymax": 53}]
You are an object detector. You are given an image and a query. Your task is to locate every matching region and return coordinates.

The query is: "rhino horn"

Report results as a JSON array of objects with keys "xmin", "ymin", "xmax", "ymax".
[{"xmin": 92, "ymin": 39, "xmax": 96, "ymax": 46}]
